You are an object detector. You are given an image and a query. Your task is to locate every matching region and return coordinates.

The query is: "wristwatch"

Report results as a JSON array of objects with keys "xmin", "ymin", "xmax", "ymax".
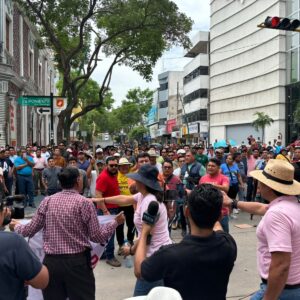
[{"xmin": 231, "ymin": 199, "xmax": 239, "ymax": 210}]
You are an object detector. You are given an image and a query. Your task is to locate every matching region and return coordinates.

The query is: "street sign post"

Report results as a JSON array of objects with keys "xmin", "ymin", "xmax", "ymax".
[
  {"xmin": 17, "ymin": 96, "xmax": 51, "ymax": 107},
  {"xmin": 17, "ymin": 94, "xmax": 66, "ymax": 146},
  {"xmin": 37, "ymin": 107, "xmax": 51, "ymax": 115}
]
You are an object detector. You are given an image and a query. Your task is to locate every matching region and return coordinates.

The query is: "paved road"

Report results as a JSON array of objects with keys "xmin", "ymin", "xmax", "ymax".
[
  {"xmin": 94, "ymin": 212, "xmax": 262, "ymax": 300},
  {"xmin": 26, "ymin": 197, "xmax": 261, "ymax": 300}
]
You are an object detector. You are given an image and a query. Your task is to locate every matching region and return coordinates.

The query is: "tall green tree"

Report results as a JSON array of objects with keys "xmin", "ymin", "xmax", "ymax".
[
  {"xmin": 252, "ymin": 112, "xmax": 274, "ymax": 143},
  {"xmin": 128, "ymin": 125, "xmax": 148, "ymax": 143},
  {"xmin": 18, "ymin": 0, "xmax": 192, "ymax": 141},
  {"xmin": 114, "ymin": 88, "xmax": 153, "ymax": 133}
]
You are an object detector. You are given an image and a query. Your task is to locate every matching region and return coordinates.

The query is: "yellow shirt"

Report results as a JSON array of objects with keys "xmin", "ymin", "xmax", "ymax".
[
  {"xmin": 276, "ymin": 154, "xmax": 291, "ymax": 162},
  {"xmin": 117, "ymin": 172, "xmax": 131, "ymax": 206}
]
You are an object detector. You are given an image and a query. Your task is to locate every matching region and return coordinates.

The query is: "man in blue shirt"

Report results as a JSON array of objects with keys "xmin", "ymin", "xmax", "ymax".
[
  {"xmin": 0, "ymin": 200, "xmax": 49, "ymax": 299},
  {"xmin": 14, "ymin": 148, "xmax": 36, "ymax": 207}
]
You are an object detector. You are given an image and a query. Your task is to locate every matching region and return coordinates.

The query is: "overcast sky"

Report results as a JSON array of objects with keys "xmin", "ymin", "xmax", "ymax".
[{"xmin": 91, "ymin": 0, "xmax": 210, "ymax": 107}]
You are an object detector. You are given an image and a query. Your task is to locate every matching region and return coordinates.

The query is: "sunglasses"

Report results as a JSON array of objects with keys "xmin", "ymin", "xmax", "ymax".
[{"xmin": 108, "ymin": 164, "xmax": 118, "ymax": 168}]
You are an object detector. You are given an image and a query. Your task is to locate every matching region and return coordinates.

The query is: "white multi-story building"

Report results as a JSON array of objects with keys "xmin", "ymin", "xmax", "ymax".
[
  {"xmin": 209, "ymin": 0, "xmax": 286, "ymax": 144},
  {"xmin": 156, "ymin": 71, "xmax": 183, "ymax": 141},
  {"xmin": 182, "ymin": 31, "xmax": 209, "ymax": 143}
]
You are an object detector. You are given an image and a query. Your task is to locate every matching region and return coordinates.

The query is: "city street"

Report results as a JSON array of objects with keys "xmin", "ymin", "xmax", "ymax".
[
  {"xmin": 94, "ymin": 211, "xmax": 261, "ymax": 300},
  {"xmin": 26, "ymin": 197, "xmax": 262, "ymax": 300}
]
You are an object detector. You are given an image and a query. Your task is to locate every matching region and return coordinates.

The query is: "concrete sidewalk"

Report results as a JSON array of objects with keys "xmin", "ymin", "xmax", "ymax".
[{"xmin": 94, "ymin": 211, "xmax": 262, "ymax": 300}]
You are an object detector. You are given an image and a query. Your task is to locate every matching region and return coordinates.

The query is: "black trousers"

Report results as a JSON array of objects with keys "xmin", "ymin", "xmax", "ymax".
[
  {"xmin": 43, "ymin": 252, "xmax": 95, "ymax": 300},
  {"xmin": 246, "ymin": 177, "xmax": 254, "ymax": 201},
  {"xmin": 228, "ymin": 183, "xmax": 239, "ymax": 200},
  {"xmin": 116, "ymin": 205, "xmax": 135, "ymax": 245}
]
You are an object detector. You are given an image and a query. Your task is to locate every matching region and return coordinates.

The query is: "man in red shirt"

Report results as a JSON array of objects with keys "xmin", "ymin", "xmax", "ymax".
[
  {"xmin": 199, "ymin": 158, "xmax": 230, "ymax": 232},
  {"xmin": 96, "ymin": 156, "xmax": 121, "ymax": 267}
]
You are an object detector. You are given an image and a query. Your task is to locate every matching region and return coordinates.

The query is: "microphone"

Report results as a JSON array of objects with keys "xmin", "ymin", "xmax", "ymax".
[
  {"xmin": 142, "ymin": 201, "xmax": 160, "ymax": 245},
  {"xmin": 142, "ymin": 201, "xmax": 160, "ymax": 225}
]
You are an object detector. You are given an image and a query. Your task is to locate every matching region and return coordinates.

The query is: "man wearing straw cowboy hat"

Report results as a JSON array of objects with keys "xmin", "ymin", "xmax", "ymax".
[
  {"xmin": 223, "ymin": 159, "xmax": 300, "ymax": 300},
  {"xmin": 116, "ymin": 157, "xmax": 135, "ymax": 253}
]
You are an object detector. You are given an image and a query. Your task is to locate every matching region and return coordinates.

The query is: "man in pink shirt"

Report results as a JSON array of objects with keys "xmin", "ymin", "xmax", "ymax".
[
  {"xmin": 223, "ymin": 159, "xmax": 300, "ymax": 299},
  {"xmin": 200, "ymin": 158, "xmax": 230, "ymax": 233}
]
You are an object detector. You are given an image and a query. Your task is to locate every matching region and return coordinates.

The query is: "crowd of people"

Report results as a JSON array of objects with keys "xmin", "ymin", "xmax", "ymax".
[{"xmin": 0, "ymin": 136, "xmax": 300, "ymax": 299}]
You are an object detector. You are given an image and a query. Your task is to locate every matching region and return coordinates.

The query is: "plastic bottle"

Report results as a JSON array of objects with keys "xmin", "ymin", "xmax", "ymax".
[
  {"xmin": 125, "ymin": 255, "xmax": 133, "ymax": 268},
  {"xmin": 124, "ymin": 242, "xmax": 133, "ymax": 268}
]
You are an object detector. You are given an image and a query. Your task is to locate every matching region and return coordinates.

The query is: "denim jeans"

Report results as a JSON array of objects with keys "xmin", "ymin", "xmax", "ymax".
[
  {"xmin": 17, "ymin": 174, "xmax": 34, "ymax": 205},
  {"xmin": 97, "ymin": 207, "xmax": 119, "ymax": 260},
  {"xmin": 133, "ymin": 278, "xmax": 164, "ymax": 296},
  {"xmin": 220, "ymin": 215, "xmax": 229, "ymax": 233},
  {"xmin": 250, "ymin": 283, "xmax": 300, "ymax": 300}
]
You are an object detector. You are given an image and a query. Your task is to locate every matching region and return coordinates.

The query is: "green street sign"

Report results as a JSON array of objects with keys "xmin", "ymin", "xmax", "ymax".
[{"xmin": 17, "ymin": 96, "xmax": 51, "ymax": 107}]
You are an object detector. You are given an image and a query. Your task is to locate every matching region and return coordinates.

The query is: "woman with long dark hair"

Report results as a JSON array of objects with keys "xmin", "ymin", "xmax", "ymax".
[{"xmin": 93, "ymin": 164, "xmax": 171, "ymax": 296}]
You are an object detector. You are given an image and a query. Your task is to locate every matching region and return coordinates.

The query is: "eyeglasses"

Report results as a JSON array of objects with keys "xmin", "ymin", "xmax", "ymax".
[
  {"xmin": 179, "ymin": 160, "xmax": 185, "ymax": 163},
  {"xmin": 163, "ymin": 166, "xmax": 172, "ymax": 169},
  {"xmin": 108, "ymin": 164, "xmax": 118, "ymax": 168}
]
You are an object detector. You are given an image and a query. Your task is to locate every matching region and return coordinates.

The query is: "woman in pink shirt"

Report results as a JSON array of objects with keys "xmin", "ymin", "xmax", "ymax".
[
  {"xmin": 199, "ymin": 158, "xmax": 230, "ymax": 232},
  {"xmin": 93, "ymin": 164, "xmax": 171, "ymax": 296}
]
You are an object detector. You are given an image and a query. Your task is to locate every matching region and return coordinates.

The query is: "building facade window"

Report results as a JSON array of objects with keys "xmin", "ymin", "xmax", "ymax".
[
  {"xmin": 29, "ymin": 50, "xmax": 34, "ymax": 78},
  {"xmin": 286, "ymin": 5, "xmax": 300, "ymax": 84},
  {"xmin": 38, "ymin": 62, "xmax": 42, "ymax": 88},
  {"xmin": 6, "ymin": 17, "xmax": 11, "ymax": 52},
  {"xmin": 183, "ymin": 66, "xmax": 209, "ymax": 85},
  {"xmin": 159, "ymin": 118, "xmax": 167, "ymax": 125},
  {"xmin": 159, "ymin": 100, "xmax": 168, "ymax": 108},
  {"xmin": 159, "ymin": 82, "xmax": 168, "ymax": 91},
  {"xmin": 183, "ymin": 109, "xmax": 207, "ymax": 123},
  {"xmin": 184, "ymin": 89, "xmax": 208, "ymax": 104}
]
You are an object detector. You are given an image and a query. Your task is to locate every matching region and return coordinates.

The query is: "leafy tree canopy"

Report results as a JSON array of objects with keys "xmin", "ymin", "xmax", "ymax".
[{"xmin": 17, "ymin": 0, "xmax": 192, "ymax": 141}]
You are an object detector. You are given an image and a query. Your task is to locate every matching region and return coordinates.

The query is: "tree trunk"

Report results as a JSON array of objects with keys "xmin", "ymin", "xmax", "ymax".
[
  {"xmin": 262, "ymin": 126, "xmax": 265, "ymax": 144},
  {"xmin": 57, "ymin": 114, "xmax": 65, "ymax": 143},
  {"xmin": 57, "ymin": 111, "xmax": 72, "ymax": 144}
]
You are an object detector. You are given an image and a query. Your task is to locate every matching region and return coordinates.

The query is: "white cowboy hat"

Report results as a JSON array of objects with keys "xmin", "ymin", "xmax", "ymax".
[
  {"xmin": 250, "ymin": 159, "xmax": 300, "ymax": 195},
  {"xmin": 118, "ymin": 157, "xmax": 132, "ymax": 166},
  {"xmin": 123, "ymin": 287, "xmax": 182, "ymax": 300},
  {"xmin": 176, "ymin": 149, "xmax": 186, "ymax": 155}
]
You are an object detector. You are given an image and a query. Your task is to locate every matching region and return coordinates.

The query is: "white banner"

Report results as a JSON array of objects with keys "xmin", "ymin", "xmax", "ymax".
[{"xmin": 21, "ymin": 215, "xmax": 115, "ymax": 300}]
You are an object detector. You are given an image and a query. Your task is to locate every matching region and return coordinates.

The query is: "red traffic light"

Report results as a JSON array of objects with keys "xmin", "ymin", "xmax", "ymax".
[
  {"xmin": 262, "ymin": 16, "xmax": 300, "ymax": 31},
  {"xmin": 265, "ymin": 16, "xmax": 280, "ymax": 28}
]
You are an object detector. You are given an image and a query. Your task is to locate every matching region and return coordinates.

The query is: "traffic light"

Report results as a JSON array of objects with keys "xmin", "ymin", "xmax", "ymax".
[{"xmin": 258, "ymin": 16, "xmax": 300, "ymax": 32}]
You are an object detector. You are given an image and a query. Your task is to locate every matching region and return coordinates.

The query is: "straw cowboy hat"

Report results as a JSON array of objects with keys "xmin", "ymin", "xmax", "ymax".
[
  {"xmin": 118, "ymin": 157, "xmax": 132, "ymax": 166},
  {"xmin": 124, "ymin": 287, "xmax": 182, "ymax": 300},
  {"xmin": 250, "ymin": 159, "xmax": 300, "ymax": 195},
  {"xmin": 127, "ymin": 164, "xmax": 162, "ymax": 192}
]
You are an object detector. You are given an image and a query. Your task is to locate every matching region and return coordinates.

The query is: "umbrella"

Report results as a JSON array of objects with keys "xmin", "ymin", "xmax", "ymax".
[{"xmin": 214, "ymin": 139, "xmax": 237, "ymax": 148}]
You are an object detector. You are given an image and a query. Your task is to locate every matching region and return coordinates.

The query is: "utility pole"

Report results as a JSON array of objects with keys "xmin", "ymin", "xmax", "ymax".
[{"xmin": 50, "ymin": 92, "xmax": 54, "ymax": 145}]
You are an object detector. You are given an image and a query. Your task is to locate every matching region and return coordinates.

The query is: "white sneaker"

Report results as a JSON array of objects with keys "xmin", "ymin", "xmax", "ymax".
[
  {"xmin": 230, "ymin": 214, "xmax": 237, "ymax": 219},
  {"xmin": 233, "ymin": 208, "xmax": 239, "ymax": 214}
]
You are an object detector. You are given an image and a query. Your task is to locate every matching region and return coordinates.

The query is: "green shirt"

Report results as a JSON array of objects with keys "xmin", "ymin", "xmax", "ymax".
[{"xmin": 195, "ymin": 154, "xmax": 208, "ymax": 167}]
